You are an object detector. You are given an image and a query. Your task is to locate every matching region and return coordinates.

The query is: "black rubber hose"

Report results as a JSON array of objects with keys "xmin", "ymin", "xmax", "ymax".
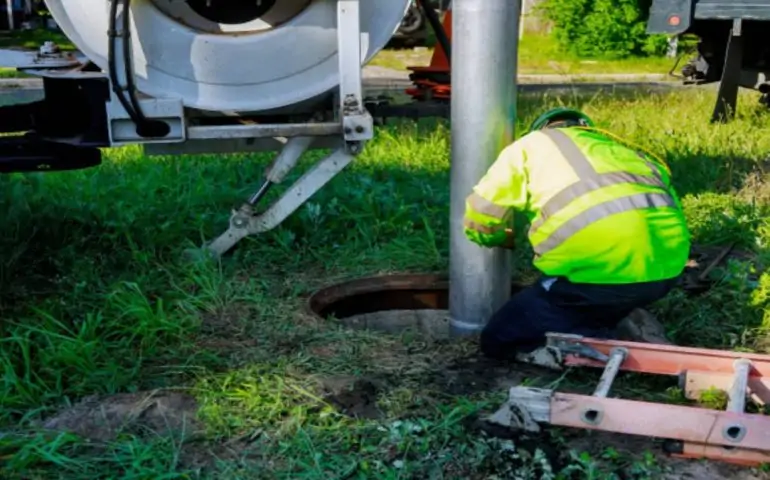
[
  {"xmin": 108, "ymin": 0, "xmax": 141, "ymax": 125},
  {"xmin": 121, "ymin": 0, "xmax": 146, "ymax": 124},
  {"xmin": 121, "ymin": 0, "xmax": 169, "ymax": 137},
  {"xmin": 416, "ymin": 0, "xmax": 451, "ymax": 64}
]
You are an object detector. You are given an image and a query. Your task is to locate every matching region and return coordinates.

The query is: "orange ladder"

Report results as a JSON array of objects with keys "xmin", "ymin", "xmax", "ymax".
[
  {"xmin": 406, "ymin": 8, "xmax": 452, "ymax": 101},
  {"xmin": 489, "ymin": 332, "xmax": 770, "ymax": 466}
]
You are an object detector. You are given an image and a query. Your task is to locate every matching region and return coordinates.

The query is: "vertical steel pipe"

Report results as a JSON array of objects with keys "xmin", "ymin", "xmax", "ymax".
[{"xmin": 449, "ymin": 0, "xmax": 520, "ymax": 336}]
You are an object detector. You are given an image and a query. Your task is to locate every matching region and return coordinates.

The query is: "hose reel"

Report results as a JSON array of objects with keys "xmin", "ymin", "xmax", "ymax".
[{"xmin": 43, "ymin": 0, "xmax": 410, "ymax": 112}]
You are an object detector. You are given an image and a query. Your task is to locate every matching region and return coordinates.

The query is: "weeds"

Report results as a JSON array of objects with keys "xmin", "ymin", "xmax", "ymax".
[{"xmin": 1, "ymin": 87, "xmax": 770, "ymax": 477}]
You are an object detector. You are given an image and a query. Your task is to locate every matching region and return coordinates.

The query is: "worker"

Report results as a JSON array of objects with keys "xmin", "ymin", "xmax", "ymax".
[{"xmin": 463, "ymin": 107, "xmax": 691, "ymax": 361}]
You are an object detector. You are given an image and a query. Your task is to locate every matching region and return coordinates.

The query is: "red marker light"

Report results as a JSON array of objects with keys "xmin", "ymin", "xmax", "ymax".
[{"xmin": 668, "ymin": 15, "xmax": 681, "ymax": 26}]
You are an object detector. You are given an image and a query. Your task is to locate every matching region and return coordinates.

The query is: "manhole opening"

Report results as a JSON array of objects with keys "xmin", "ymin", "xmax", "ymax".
[{"xmin": 307, "ymin": 273, "xmax": 524, "ymax": 340}]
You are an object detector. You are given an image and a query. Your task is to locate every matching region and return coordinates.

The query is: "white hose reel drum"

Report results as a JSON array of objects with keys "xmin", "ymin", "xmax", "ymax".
[{"xmin": 43, "ymin": 0, "xmax": 410, "ymax": 113}]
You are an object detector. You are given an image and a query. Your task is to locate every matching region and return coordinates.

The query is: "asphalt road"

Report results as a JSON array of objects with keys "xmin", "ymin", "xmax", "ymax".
[{"xmin": 0, "ymin": 66, "xmax": 688, "ymax": 107}]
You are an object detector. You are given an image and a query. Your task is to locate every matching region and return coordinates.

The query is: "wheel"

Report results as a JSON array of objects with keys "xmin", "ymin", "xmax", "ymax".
[{"xmin": 398, "ymin": 4, "xmax": 425, "ymax": 35}]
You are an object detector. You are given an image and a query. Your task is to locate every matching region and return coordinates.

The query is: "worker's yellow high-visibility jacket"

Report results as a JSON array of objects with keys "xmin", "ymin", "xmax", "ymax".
[{"xmin": 463, "ymin": 127, "xmax": 691, "ymax": 284}]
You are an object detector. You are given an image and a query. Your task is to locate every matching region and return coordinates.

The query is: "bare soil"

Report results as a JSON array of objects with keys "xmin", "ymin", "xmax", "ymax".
[
  {"xmin": 319, "ymin": 375, "xmax": 385, "ymax": 419},
  {"xmin": 342, "ymin": 308, "xmax": 450, "ymax": 339},
  {"xmin": 40, "ymin": 390, "xmax": 203, "ymax": 442}
]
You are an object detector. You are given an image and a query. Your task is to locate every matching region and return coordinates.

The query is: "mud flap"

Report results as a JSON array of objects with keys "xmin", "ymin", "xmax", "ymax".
[{"xmin": 0, "ymin": 137, "xmax": 102, "ymax": 173}]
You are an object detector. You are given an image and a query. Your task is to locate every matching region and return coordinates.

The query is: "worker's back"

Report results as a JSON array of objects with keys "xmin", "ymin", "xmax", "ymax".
[{"xmin": 515, "ymin": 127, "xmax": 690, "ymax": 285}]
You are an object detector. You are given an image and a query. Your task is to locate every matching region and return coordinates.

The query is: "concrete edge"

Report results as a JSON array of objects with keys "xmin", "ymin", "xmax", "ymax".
[{"xmin": 0, "ymin": 70, "xmax": 675, "ymax": 91}]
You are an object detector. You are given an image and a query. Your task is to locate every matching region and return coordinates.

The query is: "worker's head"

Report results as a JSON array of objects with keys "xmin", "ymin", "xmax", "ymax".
[{"xmin": 528, "ymin": 107, "xmax": 594, "ymax": 133}]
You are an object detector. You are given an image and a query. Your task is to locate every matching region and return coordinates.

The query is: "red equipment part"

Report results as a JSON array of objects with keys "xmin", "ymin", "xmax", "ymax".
[{"xmin": 406, "ymin": 9, "xmax": 452, "ymax": 101}]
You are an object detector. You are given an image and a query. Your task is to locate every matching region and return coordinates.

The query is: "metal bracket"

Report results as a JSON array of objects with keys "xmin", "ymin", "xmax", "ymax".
[
  {"xmin": 337, "ymin": 0, "xmax": 373, "ymax": 147},
  {"xmin": 486, "ymin": 387, "xmax": 549, "ymax": 432},
  {"xmin": 200, "ymin": 0, "xmax": 372, "ymax": 258},
  {"xmin": 107, "ymin": 94, "xmax": 186, "ymax": 145},
  {"xmin": 205, "ymin": 145, "xmax": 356, "ymax": 257},
  {"xmin": 546, "ymin": 334, "xmax": 610, "ymax": 363}
]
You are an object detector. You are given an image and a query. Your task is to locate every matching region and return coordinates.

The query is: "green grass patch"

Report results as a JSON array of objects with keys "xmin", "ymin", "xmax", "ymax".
[
  {"xmin": 0, "ymin": 68, "xmax": 31, "ymax": 79},
  {"xmin": 2, "ymin": 87, "xmax": 770, "ymax": 477},
  {"xmin": 0, "ymin": 29, "xmax": 75, "ymax": 51},
  {"xmin": 371, "ymin": 32, "xmax": 682, "ymax": 75}
]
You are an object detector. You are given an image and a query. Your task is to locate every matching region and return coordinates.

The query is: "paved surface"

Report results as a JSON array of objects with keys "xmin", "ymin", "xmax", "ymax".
[
  {"xmin": 0, "ymin": 66, "xmax": 690, "ymax": 110},
  {"xmin": 0, "ymin": 66, "xmax": 679, "ymax": 93},
  {"xmin": 363, "ymin": 65, "xmax": 672, "ymax": 84},
  {"xmin": 0, "ymin": 70, "xmax": 684, "ymax": 109}
]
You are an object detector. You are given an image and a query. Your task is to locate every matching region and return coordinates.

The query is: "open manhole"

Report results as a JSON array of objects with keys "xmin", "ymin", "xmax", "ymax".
[{"xmin": 307, "ymin": 273, "xmax": 524, "ymax": 340}]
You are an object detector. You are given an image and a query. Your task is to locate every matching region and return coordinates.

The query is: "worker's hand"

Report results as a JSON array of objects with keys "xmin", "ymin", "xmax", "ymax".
[{"xmin": 501, "ymin": 228, "xmax": 515, "ymax": 250}]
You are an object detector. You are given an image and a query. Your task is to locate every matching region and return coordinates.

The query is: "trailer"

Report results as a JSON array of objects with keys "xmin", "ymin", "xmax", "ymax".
[{"xmin": 647, "ymin": 0, "xmax": 770, "ymax": 122}]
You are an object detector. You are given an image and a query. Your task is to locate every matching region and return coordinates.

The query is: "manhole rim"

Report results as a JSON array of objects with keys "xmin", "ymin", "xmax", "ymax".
[
  {"xmin": 306, "ymin": 272, "xmax": 526, "ymax": 321},
  {"xmin": 307, "ymin": 272, "xmax": 449, "ymax": 318}
]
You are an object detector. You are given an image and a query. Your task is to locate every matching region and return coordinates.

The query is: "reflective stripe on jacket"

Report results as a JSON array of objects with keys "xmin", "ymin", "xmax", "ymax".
[{"xmin": 463, "ymin": 127, "xmax": 691, "ymax": 284}]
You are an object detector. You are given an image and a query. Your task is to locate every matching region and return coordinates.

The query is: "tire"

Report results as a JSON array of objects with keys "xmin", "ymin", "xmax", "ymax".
[{"xmin": 397, "ymin": 4, "xmax": 424, "ymax": 35}]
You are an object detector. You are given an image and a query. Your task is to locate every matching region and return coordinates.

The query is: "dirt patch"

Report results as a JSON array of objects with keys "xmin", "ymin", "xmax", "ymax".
[
  {"xmin": 319, "ymin": 375, "xmax": 386, "ymax": 419},
  {"xmin": 198, "ymin": 302, "xmax": 252, "ymax": 338},
  {"xmin": 194, "ymin": 302, "xmax": 263, "ymax": 354},
  {"xmin": 339, "ymin": 309, "xmax": 560, "ymax": 398},
  {"xmin": 40, "ymin": 390, "xmax": 203, "ymax": 442},
  {"xmin": 429, "ymin": 354, "xmax": 559, "ymax": 396},
  {"xmin": 180, "ymin": 435, "xmax": 265, "ymax": 474},
  {"xmin": 308, "ymin": 345, "xmax": 339, "ymax": 358},
  {"xmin": 342, "ymin": 309, "xmax": 450, "ymax": 340}
]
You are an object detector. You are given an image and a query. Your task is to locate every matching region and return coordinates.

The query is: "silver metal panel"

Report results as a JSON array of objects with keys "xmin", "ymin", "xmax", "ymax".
[
  {"xmin": 107, "ymin": 95, "xmax": 186, "ymax": 145},
  {"xmin": 449, "ymin": 0, "xmax": 521, "ymax": 336}
]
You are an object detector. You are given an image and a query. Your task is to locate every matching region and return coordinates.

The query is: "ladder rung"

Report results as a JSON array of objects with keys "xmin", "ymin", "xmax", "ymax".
[
  {"xmin": 728, "ymin": 358, "xmax": 752, "ymax": 413},
  {"xmin": 592, "ymin": 347, "xmax": 628, "ymax": 398}
]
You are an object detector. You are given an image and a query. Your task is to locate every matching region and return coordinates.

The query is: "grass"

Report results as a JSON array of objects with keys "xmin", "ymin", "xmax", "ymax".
[
  {"xmin": 0, "ymin": 29, "xmax": 682, "ymax": 80},
  {"xmin": 370, "ymin": 32, "xmax": 681, "ymax": 76},
  {"xmin": 3, "ymin": 85, "xmax": 770, "ymax": 477},
  {"xmin": 0, "ymin": 28, "xmax": 74, "ymax": 50}
]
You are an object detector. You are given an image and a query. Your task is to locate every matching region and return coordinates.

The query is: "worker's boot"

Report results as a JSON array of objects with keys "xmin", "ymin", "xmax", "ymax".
[{"xmin": 615, "ymin": 308, "xmax": 674, "ymax": 345}]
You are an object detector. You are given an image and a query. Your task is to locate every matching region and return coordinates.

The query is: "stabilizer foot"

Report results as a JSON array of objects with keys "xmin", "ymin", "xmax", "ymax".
[
  {"xmin": 205, "ymin": 145, "xmax": 358, "ymax": 258},
  {"xmin": 711, "ymin": 19, "xmax": 744, "ymax": 123}
]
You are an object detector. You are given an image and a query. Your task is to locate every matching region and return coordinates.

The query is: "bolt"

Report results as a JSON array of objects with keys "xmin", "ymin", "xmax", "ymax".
[
  {"xmin": 355, "ymin": 125, "xmax": 364, "ymax": 134},
  {"xmin": 348, "ymin": 143, "xmax": 361, "ymax": 155},
  {"xmin": 232, "ymin": 217, "xmax": 248, "ymax": 228},
  {"xmin": 344, "ymin": 127, "xmax": 352, "ymax": 134}
]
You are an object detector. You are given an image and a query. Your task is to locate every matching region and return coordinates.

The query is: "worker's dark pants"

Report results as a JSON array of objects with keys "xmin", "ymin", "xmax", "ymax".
[{"xmin": 479, "ymin": 276, "xmax": 679, "ymax": 360}]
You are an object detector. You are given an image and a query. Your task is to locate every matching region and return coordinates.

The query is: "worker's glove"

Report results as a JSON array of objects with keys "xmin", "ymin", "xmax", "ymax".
[{"xmin": 501, "ymin": 228, "xmax": 515, "ymax": 250}]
